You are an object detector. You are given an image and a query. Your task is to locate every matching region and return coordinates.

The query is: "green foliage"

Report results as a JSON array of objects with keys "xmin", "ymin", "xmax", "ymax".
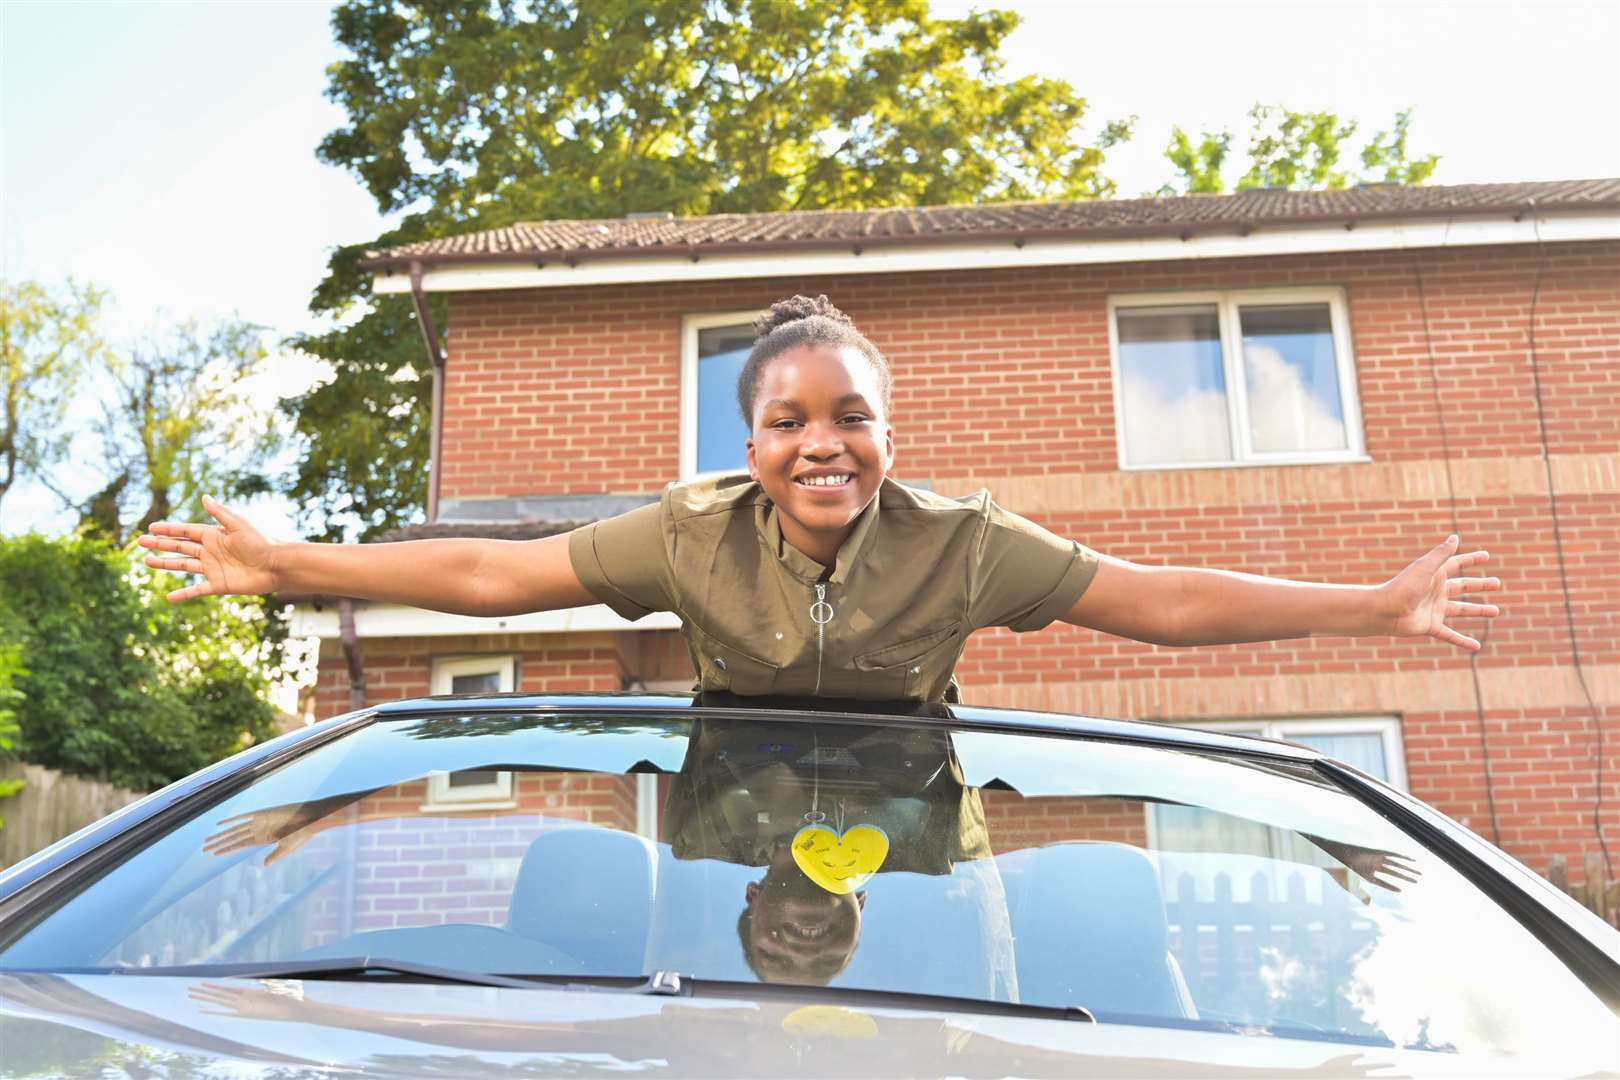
[
  {"xmin": 0, "ymin": 533, "xmax": 282, "ymax": 791},
  {"xmin": 1160, "ymin": 104, "xmax": 1441, "ymax": 196},
  {"xmin": 284, "ymin": 0, "xmax": 1127, "ymax": 542},
  {"xmin": 0, "ymin": 612, "xmax": 27, "ymax": 823},
  {"xmin": 0, "ymin": 279, "xmax": 109, "ymax": 514},
  {"xmin": 82, "ymin": 319, "xmax": 278, "ymax": 545}
]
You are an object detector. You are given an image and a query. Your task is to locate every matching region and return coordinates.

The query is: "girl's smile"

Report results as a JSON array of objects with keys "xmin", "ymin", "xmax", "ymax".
[{"xmin": 746, "ymin": 344, "xmax": 894, "ymax": 567}]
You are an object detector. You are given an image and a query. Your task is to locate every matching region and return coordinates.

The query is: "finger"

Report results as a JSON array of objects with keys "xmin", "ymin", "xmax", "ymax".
[
  {"xmin": 138, "ymin": 535, "xmax": 204, "ymax": 557},
  {"xmin": 1444, "ymin": 550, "xmax": 1489, "ymax": 572},
  {"xmin": 146, "ymin": 521, "xmax": 215, "ymax": 543},
  {"xmin": 1433, "ymin": 625, "xmax": 1481, "ymax": 651},
  {"xmin": 1445, "ymin": 600, "xmax": 1501, "ymax": 618},
  {"xmin": 1447, "ymin": 576, "xmax": 1502, "ymax": 595},
  {"xmin": 201, "ymin": 494, "xmax": 248, "ymax": 530},
  {"xmin": 144, "ymin": 555, "xmax": 206, "ymax": 574},
  {"xmin": 166, "ymin": 581, "xmax": 216, "ymax": 603}
]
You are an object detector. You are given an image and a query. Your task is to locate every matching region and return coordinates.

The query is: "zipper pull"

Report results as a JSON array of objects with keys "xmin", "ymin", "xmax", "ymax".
[{"xmin": 810, "ymin": 583, "xmax": 834, "ymax": 627}]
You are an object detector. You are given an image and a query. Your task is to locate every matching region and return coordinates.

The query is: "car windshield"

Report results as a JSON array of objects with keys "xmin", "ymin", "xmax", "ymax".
[{"xmin": 1, "ymin": 708, "xmax": 1614, "ymax": 1064}]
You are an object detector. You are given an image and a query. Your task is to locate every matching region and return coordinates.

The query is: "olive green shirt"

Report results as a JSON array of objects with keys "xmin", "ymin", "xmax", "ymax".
[
  {"xmin": 568, "ymin": 474, "xmax": 1099, "ymax": 702},
  {"xmin": 661, "ymin": 719, "xmax": 990, "ymax": 873}
]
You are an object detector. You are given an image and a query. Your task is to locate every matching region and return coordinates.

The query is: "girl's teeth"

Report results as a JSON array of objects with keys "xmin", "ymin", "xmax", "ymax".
[{"xmin": 801, "ymin": 475, "xmax": 849, "ymax": 487}]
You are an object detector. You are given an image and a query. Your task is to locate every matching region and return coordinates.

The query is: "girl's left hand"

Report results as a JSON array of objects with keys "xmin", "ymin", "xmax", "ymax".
[{"xmin": 1382, "ymin": 535, "xmax": 1502, "ymax": 651}]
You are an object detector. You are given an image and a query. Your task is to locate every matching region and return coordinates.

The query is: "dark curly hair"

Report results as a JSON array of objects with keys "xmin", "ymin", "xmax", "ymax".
[{"xmin": 735, "ymin": 294, "xmax": 892, "ymax": 425}]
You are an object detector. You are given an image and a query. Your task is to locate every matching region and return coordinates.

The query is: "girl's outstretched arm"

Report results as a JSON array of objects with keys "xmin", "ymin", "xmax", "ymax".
[
  {"xmin": 1061, "ymin": 535, "xmax": 1501, "ymax": 651},
  {"xmin": 137, "ymin": 495, "xmax": 596, "ymax": 617}
]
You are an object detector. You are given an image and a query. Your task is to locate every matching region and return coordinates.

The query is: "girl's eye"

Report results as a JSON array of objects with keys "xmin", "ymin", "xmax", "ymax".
[
  {"xmin": 771, "ymin": 419, "xmax": 802, "ymax": 430},
  {"xmin": 839, "ymin": 415, "xmax": 870, "ymax": 425}
]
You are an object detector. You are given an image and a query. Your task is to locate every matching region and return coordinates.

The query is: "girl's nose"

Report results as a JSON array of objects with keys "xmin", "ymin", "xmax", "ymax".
[{"xmin": 800, "ymin": 421, "xmax": 845, "ymax": 458}]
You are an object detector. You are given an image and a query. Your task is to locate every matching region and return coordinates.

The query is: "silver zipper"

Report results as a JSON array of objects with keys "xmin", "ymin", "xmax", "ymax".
[{"xmin": 809, "ymin": 583, "xmax": 835, "ymax": 695}]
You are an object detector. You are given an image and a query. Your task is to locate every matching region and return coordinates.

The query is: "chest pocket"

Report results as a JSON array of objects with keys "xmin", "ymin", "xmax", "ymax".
[
  {"xmin": 686, "ymin": 623, "xmax": 779, "ymax": 696},
  {"xmin": 853, "ymin": 624, "xmax": 965, "ymax": 700}
]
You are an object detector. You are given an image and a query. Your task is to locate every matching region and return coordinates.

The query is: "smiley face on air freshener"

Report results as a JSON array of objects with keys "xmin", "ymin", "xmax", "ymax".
[{"xmin": 790, "ymin": 822, "xmax": 890, "ymax": 895}]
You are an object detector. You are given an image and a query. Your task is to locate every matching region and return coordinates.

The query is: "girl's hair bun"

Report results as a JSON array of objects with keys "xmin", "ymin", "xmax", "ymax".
[{"xmin": 752, "ymin": 294, "xmax": 852, "ymax": 338}]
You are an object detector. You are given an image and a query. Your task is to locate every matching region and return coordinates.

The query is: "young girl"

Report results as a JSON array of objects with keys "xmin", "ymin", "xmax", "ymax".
[{"xmin": 139, "ymin": 295, "xmax": 1501, "ymax": 702}]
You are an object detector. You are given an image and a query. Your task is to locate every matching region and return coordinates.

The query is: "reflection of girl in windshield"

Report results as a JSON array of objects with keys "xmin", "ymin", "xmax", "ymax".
[{"xmin": 663, "ymin": 717, "xmax": 1015, "ymax": 995}]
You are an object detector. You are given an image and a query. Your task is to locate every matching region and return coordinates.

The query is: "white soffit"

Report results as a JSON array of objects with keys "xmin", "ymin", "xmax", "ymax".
[
  {"xmin": 289, "ymin": 602, "xmax": 681, "ymax": 639},
  {"xmin": 373, "ymin": 211, "xmax": 1620, "ymax": 295}
]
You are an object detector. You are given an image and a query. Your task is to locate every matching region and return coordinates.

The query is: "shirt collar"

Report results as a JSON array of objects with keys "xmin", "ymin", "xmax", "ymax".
[{"xmin": 757, "ymin": 483, "xmax": 883, "ymax": 585}]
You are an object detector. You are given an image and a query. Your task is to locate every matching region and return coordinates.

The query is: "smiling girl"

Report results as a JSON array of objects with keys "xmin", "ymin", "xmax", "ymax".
[{"xmin": 139, "ymin": 294, "xmax": 1501, "ymax": 702}]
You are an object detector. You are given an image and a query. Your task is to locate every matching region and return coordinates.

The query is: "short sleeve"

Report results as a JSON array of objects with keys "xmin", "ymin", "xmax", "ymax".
[
  {"xmin": 567, "ymin": 502, "xmax": 674, "ymax": 621},
  {"xmin": 966, "ymin": 500, "xmax": 1100, "ymax": 632}
]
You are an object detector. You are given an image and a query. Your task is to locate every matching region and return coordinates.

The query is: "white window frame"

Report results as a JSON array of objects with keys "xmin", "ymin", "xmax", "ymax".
[
  {"xmin": 680, "ymin": 309, "xmax": 764, "ymax": 481},
  {"xmin": 1107, "ymin": 287, "xmax": 1369, "ymax": 471},
  {"xmin": 1179, "ymin": 714, "xmax": 1407, "ymax": 790},
  {"xmin": 422, "ymin": 655, "xmax": 518, "ymax": 811}
]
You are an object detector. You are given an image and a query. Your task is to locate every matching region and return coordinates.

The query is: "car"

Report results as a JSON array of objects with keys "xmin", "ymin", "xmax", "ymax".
[{"xmin": 0, "ymin": 691, "xmax": 1616, "ymax": 1078}]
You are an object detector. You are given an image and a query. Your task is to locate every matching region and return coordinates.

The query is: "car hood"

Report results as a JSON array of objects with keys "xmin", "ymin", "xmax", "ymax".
[{"xmin": 2, "ymin": 972, "xmax": 1614, "ymax": 1079}]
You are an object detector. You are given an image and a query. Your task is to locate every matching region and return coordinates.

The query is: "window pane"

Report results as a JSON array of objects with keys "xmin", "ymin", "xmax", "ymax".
[
  {"xmin": 1239, "ymin": 304, "xmax": 1347, "ymax": 453},
  {"xmin": 1116, "ymin": 306, "xmax": 1231, "ymax": 465},
  {"xmin": 1286, "ymin": 731, "xmax": 1388, "ymax": 780},
  {"xmin": 450, "ymin": 671, "xmax": 501, "ymax": 694},
  {"xmin": 447, "ymin": 769, "xmax": 502, "ymax": 788},
  {"xmin": 696, "ymin": 324, "xmax": 754, "ymax": 474}
]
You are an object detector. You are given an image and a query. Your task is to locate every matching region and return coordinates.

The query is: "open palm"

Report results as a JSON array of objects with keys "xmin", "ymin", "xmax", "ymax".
[
  {"xmin": 1384, "ymin": 535, "xmax": 1502, "ymax": 651},
  {"xmin": 136, "ymin": 495, "xmax": 279, "ymax": 603}
]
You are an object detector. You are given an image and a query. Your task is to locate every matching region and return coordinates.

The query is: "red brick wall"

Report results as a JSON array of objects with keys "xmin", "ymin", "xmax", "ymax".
[
  {"xmin": 313, "ymin": 239, "xmax": 1617, "ymax": 888},
  {"xmin": 439, "ymin": 242, "xmax": 1618, "ymax": 489},
  {"xmin": 312, "ymin": 632, "xmax": 622, "ymax": 720},
  {"xmin": 304, "ymin": 772, "xmax": 639, "ymax": 940}
]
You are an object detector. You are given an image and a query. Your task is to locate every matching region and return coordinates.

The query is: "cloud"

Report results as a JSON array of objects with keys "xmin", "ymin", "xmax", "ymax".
[
  {"xmin": 1122, "ymin": 343, "xmax": 1346, "ymax": 464},
  {"xmin": 1243, "ymin": 343, "xmax": 1348, "ymax": 453}
]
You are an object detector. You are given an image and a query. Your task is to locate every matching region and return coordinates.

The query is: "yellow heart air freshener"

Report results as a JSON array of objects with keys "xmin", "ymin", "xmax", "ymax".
[
  {"xmin": 791, "ymin": 822, "xmax": 889, "ymax": 895},
  {"xmin": 782, "ymin": 1004, "xmax": 879, "ymax": 1039}
]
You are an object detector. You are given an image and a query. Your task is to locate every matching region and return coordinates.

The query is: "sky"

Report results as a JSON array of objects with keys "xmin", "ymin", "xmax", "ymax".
[{"xmin": 2, "ymin": 0, "xmax": 1618, "ymax": 541}]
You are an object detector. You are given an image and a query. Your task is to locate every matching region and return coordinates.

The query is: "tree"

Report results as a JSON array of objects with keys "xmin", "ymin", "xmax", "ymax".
[
  {"xmin": 283, "ymin": 0, "xmax": 1131, "ymax": 541},
  {"xmin": 78, "ymin": 319, "xmax": 278, "ymax": 546},
  {"xmin": 0, "ymin": 280, "xmax": 108, "ymax": 518},
  {"xmin": 0, "ymin": 612, "xmax": 26, "ymax": 827},
  {"xmin": 1159, "ymin": 105, "xmax": 1440, "ymax": 196},
  {"xmin": 0, "ymin": 533, "xmax": 279, "ymax": 791}
]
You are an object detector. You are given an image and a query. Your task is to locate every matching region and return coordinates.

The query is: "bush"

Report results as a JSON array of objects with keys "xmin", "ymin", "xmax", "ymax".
[{"xmin": 0, "ymin": 533, "xmax": 279, "ymax": 790}]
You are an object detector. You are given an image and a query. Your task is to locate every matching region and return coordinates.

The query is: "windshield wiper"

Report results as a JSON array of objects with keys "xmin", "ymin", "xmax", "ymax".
[
  {"xmin": 106, "ymin": 956, "xmax": 543, "ymax": 989},
  {"xmin": 535, "ymin": 970, "xmax": 1095, "ymax": 1021}
]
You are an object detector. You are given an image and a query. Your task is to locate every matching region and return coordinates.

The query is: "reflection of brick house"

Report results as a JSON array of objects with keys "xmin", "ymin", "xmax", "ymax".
[{"xmin": 292, "ymin": 179, "xmax": 1620, "ymax": 887}]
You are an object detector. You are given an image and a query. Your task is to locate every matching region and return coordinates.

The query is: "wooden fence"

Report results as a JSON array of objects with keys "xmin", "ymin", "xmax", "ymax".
[
  {"xmin": 1548, "ymin": 854, "xmax": 1619, "ymax": 927},
  {"xmin": 0, "ymin": 762, "xmax": 146, "ymax": 870}
]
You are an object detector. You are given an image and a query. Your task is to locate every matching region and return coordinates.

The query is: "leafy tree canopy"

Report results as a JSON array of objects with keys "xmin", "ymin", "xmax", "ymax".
[
  {"xmin": 0, "ymin": 279, "xmax": 109, "ymax": 517},
  {"xmin": 1160, "ymin": 105, "xmax": 1440, "ymax": 196},
  {"xmin": 80, "ymin": 319, "xmax": 278, "ymax": 545},
  {"xmin": 0, "ymin": 534, "xmax": 280, "ymax": 790}
]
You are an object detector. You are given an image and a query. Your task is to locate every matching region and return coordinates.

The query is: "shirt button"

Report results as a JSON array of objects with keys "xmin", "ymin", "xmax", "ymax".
[
  {"xmin": 714, "ymin": 658, "xmax": 728, "ymax": 672},
  {"xmin": 911, "ymin": 666, "xmax": 921, "ymax": 674}
]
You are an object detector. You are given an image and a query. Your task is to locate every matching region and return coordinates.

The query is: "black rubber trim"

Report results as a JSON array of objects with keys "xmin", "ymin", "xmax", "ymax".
[{"xmin": 1315, "ymin": 758, "xmax": 1620, "ymax": 1013}]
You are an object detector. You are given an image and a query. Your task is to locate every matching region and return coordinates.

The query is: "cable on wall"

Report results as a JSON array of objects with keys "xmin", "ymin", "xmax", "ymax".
[
  {"xmin": 1411, "ymin": 220, "xmax": 1503, "ymax": 845},
  {"xmin": 1524, "ymin": 206, "xmax": 1613, "ymax": 882}
]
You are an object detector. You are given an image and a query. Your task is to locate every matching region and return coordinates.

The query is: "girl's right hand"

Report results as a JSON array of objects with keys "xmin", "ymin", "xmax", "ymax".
[{"xmin": 137, "ymin": 495, "xmax": 279, "ymax": 602}]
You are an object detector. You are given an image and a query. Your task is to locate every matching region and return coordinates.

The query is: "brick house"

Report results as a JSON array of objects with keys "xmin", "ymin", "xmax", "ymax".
[{"xmin": 290, "ymin": 179, "xmax": 1619, "ymax": 893}]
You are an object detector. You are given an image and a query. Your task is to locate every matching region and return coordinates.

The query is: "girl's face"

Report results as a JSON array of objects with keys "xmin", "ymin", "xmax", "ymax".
[{"xmin": 746, "ymin": 344, "xmax": 893, "ymax": 560}]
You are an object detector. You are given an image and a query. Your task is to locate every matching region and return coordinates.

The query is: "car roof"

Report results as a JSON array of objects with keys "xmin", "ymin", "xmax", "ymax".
[{"xmin": 366, "ymin": 691, "xmax": 1322, "ymax": 764}]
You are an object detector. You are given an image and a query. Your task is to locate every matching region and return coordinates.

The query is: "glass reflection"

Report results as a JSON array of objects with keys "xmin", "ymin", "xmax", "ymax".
[
  {"xmin": 1238, "ymin": 303, "xmax": 1347, "ymax": 453},
  {"xmin": 696, "ymin": 323, "xmax": 754, "ymax": 473},
  {"xmin": 1, "ymin": 711, "xmax": 1614, "ymax": 1069},
  {"xmin": 1117, "ymin": 305, "xmax": 1231, "ymax": 465}
]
